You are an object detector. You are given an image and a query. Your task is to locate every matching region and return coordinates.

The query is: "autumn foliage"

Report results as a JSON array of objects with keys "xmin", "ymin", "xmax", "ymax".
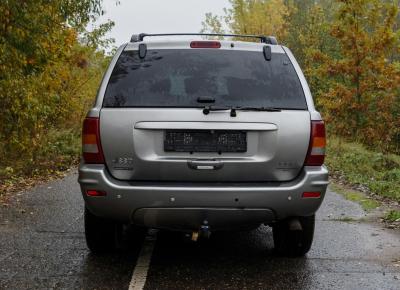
[
  {"xmin": 202, "ymin": 0, "xmax": 400, "ymax": 153},
  {"xmin": 0, "ymin": 0, "xmax": 113, "ymax": 180},
  {"xmin": 0, "ymin": 0, "xmax": 399, "ymax": 186}
]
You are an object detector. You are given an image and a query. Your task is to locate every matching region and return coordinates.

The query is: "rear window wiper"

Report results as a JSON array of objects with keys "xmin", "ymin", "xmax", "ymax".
[
  {"xmin": 202, "ymin": 106, "xmax": 281, "ymax": 117},
  {"xmin": 203, "ymin": 106, "xmax": 233, "ymax": 115}
]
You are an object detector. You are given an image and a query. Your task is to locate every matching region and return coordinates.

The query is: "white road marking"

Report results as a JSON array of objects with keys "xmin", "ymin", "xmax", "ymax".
[{"xmin": 128, "ymin": 230, "xmax": 157, "ymax": 290}]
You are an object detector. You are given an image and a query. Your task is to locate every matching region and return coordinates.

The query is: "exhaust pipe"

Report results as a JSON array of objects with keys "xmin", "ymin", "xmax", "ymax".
[{"xmin": 288, "ymin": 218, "xmax": 303, "ymax": 231}]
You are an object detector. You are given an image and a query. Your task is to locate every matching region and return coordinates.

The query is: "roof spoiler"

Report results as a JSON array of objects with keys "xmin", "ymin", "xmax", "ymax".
[{"xmin": 130, "ymin": 33, "xmax": 278, "ymax": 45}]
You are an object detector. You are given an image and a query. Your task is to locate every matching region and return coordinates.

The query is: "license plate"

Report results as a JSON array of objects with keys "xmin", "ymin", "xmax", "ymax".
[{"xmin": 164, "ymin": 130, "xmax": 247, "ymax": 153}]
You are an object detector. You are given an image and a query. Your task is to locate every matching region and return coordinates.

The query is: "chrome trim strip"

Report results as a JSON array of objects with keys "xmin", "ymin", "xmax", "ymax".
[{"xmin": 134, "ymin": 121, "xmax": 278, "ymax": 131}]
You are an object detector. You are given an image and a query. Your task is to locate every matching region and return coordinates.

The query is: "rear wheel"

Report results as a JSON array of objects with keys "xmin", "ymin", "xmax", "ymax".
[
  {"xmin": 272, "ymin": 215, "xmax": 315, "ymax": 257},
  {"xmin": 84, "ymin": 207, "xmax": 119, "ymax": 254}
]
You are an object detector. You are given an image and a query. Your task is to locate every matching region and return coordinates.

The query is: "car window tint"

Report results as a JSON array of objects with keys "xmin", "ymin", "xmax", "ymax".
[{"xmin": 103, "ymin": 49, "xmax": 307, "ymax": 109}]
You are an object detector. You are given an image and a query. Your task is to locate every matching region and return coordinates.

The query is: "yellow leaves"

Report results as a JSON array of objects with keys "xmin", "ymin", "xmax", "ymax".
[
  {"xmin": 203, "ymin": 0, "xmax": 289, "ymax": 42},
  {"xmin": 309, "ymin": 50, "xmax": 325, "ymax": 63},
  {"xmin": 264, "ymin": 0, "xmax": 289, "ymax": 39},
  {"xmin": 0, "ymin": 1, "xmax": 110, "ymax": 167},
  {"xmin": 26, "ymin": 58, "xmax": 35, "ymax": 65},
  {"xmin": 65, "ymin": 28, "xmax": 78, "ymax": 48},
  {"xmin": 302, "ymin": 0, "xmax": 400, "ymax": 152},
  {"xmin": 1, "ymin": 41, "xmax": 107, "ymax": 164}
]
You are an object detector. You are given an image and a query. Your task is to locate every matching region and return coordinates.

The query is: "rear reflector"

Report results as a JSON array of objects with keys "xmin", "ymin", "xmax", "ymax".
[
  {"xmin": 302, "ymin": 192, "xmax": 321, "ymax": 198},
  {"xmin": 82, "ymin": 117, "xmax": 105, "ymax": 164},
  {"xmin": 304, "ymin": 121, "xmax": 326, "ymax": 166},
  {"xmin": 190, "ymin": 41, "xmax": 221, "ymax": 49},
  {"xmin": 86, "ymin": 190, "xmax": 106, "ymax": 197}
]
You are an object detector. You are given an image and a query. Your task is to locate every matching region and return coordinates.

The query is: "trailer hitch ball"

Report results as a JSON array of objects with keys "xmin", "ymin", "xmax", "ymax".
[{"xmin": 191, "ymin": 221, "xmax": 211, "ymax": 241}]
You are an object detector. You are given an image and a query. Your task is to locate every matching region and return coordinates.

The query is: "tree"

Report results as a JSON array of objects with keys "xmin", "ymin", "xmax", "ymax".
[
  {"xmin": 0, "ymin": 0, "xmax": 114, "ymax": 173},
  {"xmin": 201, "ymin": 0, "xmax": 289, "ymax": 42},
  {"xmin": 317, "ymin": 0, "xmax": 399, "ymax": 151},
  {"xmin": 284, "ymin": 0, "xmax": 338, "ymax": 108}
]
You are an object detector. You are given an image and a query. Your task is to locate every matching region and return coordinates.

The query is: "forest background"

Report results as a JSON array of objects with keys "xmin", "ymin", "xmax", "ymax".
[{"xmin": 0, "ymin": 0, "xmax": 399, "ymax": 215}]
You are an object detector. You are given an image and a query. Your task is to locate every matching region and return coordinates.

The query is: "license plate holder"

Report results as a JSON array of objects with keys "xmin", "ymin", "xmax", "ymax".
[{"xmin": 164, "ymin": 130, "xmax": 247, "ymax": 153}]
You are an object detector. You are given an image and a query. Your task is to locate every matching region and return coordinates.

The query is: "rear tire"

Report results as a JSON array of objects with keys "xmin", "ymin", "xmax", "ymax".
[
  {"xmin": 84, "ymin": 207, "xmax": 119, "ymax": 254},
  {"xmin": 272, "ymin": 215, "xmax": 315, "ymax": 257}
]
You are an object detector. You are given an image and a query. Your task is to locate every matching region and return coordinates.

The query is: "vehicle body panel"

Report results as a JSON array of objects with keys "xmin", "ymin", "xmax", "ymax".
[
  {"xmin": 100, "ymin": 108, "xmax": 310, "ymax": 182},
  {"xmin": 79, "ymin": 163, "xmax": 329, "ymax": 228}
]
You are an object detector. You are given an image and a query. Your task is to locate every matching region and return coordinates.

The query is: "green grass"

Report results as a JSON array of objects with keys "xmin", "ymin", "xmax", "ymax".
[
  {"xmin": 385, "ymin": 210, "xmax": 400, "ymax": 222},
  {"xmin": 330, "ymin": 183, "xmax": 380, "ymax": 211},
  {"xmin": 326, "ymin": 137, "xmax": 400, "ymax": 202},
  {"xmin": 0, "ymin": 129, "xmax": 80, "ymax": 193}
]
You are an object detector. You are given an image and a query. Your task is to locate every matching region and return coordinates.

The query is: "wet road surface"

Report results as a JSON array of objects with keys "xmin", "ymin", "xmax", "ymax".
[{"xmin": 1, "ymin": 172, "xmax": 400, "ymax": 289}]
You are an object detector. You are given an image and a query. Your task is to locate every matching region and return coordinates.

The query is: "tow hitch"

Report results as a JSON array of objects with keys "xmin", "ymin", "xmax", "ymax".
[{"xmin": 191, "ymin": 221, "xmax": 211, "ymax": 241}]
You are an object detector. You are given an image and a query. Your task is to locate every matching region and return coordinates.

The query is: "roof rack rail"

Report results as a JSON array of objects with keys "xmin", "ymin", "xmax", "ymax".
[{"xmin": 130, "ymin": 33, "xmax": 278, "ymax": 45}]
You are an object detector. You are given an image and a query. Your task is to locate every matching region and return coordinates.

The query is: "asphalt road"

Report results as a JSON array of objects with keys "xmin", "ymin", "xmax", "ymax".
[{"xmin": 1, "ymin": 172, "xmax": 400, "ymax": 289}]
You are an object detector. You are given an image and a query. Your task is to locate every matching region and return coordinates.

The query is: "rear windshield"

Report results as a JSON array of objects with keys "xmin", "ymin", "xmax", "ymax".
[{"xmin": 103, "ymin": 49, "xmax": 307, "ymax": 109}]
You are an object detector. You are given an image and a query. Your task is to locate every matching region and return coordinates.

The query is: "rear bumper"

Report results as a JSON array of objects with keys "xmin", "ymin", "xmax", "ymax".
[{"xmin": 78, "ymin": 164, "xmax": 329, "ymax": 230}]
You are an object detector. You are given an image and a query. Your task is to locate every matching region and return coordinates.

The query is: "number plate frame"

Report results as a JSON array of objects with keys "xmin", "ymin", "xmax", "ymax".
[{"xmin": 164, "ymin": 130, "xmax": 247, "ymax": 153}]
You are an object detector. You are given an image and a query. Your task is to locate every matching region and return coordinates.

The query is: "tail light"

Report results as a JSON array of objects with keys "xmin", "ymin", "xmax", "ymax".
[
  {"xmin": 190, "ymin": 41, "xmax": 221, "ymax": 49},
  {"xmin": 304, "ymin": 121, "xmax": 326, "ymax": 166},
  {"xmin": 82, "ymin": 117, "xmax": 104, "ymax": 164}
]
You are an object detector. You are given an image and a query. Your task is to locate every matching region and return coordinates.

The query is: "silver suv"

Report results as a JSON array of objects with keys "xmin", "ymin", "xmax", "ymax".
[{"xmin": 79, "ymin": 33, "xmax": 328, "ymax": 256}]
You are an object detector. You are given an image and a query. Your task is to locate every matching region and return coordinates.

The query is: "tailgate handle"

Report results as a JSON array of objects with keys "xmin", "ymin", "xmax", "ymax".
[{"xmin": 187, "ymin": 160, "xmax": 224, "ymax": 170}]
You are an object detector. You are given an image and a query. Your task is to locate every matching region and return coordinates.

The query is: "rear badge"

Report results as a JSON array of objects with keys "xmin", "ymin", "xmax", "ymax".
[
  {"xmin": 112, "ymin": 157, "xmax": 134, "ymax": 170},
  {"xmin": 277, "ymin": 161, "xmax": 297, "ymax": 170}
]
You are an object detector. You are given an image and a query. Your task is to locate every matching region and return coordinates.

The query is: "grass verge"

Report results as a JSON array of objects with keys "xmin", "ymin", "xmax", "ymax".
[
  {"xmin": 0, "ymin": 129, "xmax": 80, "ymax": 198},
  {"xmin": 385, "ymin": 210, "xmax": 400, "ymax": 222},
  {"xmin": 326, "ymin": 137, "xmax": 400, "ymax": 202},
  {"xmin": 330, "ymin": 183, "xmax": 380, "ymax": 212}
]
